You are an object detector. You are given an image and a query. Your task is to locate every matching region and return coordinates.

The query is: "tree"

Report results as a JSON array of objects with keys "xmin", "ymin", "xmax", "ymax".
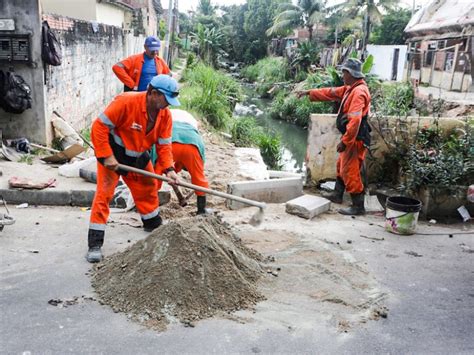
[
  {"xmin": 220, "ymin": 4, "xmax": 248, "ymax": 62},
  {"xmin": 266, "ymin": 0, "xmax": 325, "ymax": 42},
  {"xmin": 243, "ymin": 0, "xmax": 287, "ymax": 63},
  {"xmin": 371, "ymin": 7, "xmax": 411, "ymax": 45},
  {"xmin": 335, "ymin": 0, "xmax": 397, "ymax": 56},
  {"xmin": 191, "ymin": 23, "xmax": 225, "ymax": 67}
]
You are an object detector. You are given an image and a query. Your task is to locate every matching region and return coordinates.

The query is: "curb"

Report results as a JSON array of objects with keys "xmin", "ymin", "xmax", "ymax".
[{"xmin": 0, "ymin": 189, "xmax": 171, "ymax": 207}]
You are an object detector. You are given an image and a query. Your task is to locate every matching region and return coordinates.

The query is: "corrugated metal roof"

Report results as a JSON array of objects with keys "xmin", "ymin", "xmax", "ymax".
[{"xmin": 405, "ymin": 0, "xmax": 474, "ymax": 38}]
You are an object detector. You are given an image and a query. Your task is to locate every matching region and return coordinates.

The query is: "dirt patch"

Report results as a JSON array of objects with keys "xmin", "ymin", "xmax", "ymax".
[{"xmin": 92, "ymin": 215, "xmax": 265, "ymax": 330}]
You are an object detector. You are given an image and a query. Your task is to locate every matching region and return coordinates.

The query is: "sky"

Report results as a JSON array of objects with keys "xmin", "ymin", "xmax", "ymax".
[{"xmin": 177, "ymin": 0, "xmax": 433, "ymax": 13}]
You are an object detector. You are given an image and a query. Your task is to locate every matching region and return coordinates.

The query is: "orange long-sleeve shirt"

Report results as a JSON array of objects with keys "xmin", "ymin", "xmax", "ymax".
[
  {"xmin": 309, "ymin": 79, "xmax": 371, "ymax": 146},
  {"xmin": 91, "ymin": 92, "xmax": 173, "ymax": 172},
  {"xmin": 112, "ymin": 53, "xmax": 170, "ymax": 90}
]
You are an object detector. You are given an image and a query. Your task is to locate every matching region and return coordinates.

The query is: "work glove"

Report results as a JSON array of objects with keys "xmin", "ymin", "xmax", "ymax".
[{"xmin": 337, "ymin": 141, "xmax": 346, "ymax": 153}]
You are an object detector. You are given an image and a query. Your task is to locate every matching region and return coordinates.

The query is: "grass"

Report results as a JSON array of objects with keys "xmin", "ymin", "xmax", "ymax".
[{"xmin": 181, "ymin": 63, "xmax": 242, "ymax": 130}]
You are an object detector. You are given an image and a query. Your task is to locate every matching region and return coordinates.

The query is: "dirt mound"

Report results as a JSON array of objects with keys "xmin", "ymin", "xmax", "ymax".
[{"xmin": 92, "ymin": 215, "xmax": 265, "ymax": 329}]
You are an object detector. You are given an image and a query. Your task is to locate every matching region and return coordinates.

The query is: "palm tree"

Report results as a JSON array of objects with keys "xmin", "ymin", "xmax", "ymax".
[
  {"xmin": 334, "ymin": 0, "xmax": 397, "ymax": 57},
  {"xmin": 266, "ymin": 0, "xmax": 325, "ymax": 42}
]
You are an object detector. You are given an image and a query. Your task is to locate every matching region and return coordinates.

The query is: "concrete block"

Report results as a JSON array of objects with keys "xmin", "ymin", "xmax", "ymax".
[
  {"xmin": 227, "ymin": 177, "xmax": 303, "ymax": 210},
  {"xmin": 285, "ymin": 195, "xmax": 330, "ymax": 219}
]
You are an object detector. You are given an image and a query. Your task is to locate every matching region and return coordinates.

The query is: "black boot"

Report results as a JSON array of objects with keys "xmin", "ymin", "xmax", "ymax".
[
  {"xmin": 142, "ymin": 214, "xmax": 162, "ymax": 232},
  {"xmin": 86, "ymin": 229, "xmax": 104, "ymax": 263},
  {"xmin": 339, "ymin": 193, "xmax": 366, "ymax": 216},
  {"xmin": 321, "ymin": 177, "xmax": 345, "ymax": 203},
  {"xmin": 196, "ymin": 195, "xmax": 211, "ymax": 215}
]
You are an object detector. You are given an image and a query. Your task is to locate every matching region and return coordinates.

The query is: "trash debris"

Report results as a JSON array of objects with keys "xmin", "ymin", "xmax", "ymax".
[
  {"xmin": 359, "ymin": 235, "xmax": 384, "ymax": 241},
  {"xmin": 468, "ymin": 185, "xmax": 474, "ymax": 203},
  {"xmin": 460, "ymin": 244, "xmax": 474, "ymax": 254},
  {"xmin": 1, "ymin": 145, "xmax": 25, "ymax": 162},
  {"xmin": 0, "ymin": 196, "xmax": 15, "ymax": 232},
  {"xmin": 320, "ymin": 181, "xmax": 336, "ymax": 191},
  {"xmin": 457, "ymin": 206, "xmax": 472, "ymax": 222},
  {"xmin": 58, "ymin": 156, "xmax": 96, "ymax": 178},
  {"xmin": 41, "ymin": 144, "xmax": 84, "ymax": 164},
  {"xmin": 428, "ymin": 219, "xmax": 437, "ymax": 225},
  {"xmin": 15, "ymin": 203, "xmax": 28, "ymax": 209},
  {"xmin": 8, "ymin": 177, "xmax": 57, "ymax": 190},
  {"xmin": 6, "ymin": 138, "xmax": 30, "ymax": 153}
]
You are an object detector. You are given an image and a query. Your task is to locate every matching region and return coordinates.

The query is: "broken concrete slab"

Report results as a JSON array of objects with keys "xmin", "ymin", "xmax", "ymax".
[
  {"xmin": 286, "ymin": 195, "xmax": 331, "ymax": 219},
  {"xmin": 227, "ymin": 177, "xmax": 303, "ymax": 209}
]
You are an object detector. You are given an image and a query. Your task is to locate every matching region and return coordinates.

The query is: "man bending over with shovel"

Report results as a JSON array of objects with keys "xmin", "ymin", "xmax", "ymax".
[
  {"xmin": 151, "ymin": 109, "xmax": 211, "ymax": 215},
  {"xmin": 86, "ymin": 75, "xmax": 180, "ymax": 263}
]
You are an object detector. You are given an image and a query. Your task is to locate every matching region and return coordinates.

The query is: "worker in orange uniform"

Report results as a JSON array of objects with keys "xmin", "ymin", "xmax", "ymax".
[
  {"xmin": 112, "ymin": 36, "xmax": 170, "ymax": 92},
  {"xmin": 297, "ymin": 58, "xmax": 371, "ymax": 215},
  {"xmin": 152, "ymin": 109, "xmax": 210, "ymax": 215},
  {"xmin": 86, "ymin": 74, "xmax": 180, "ymax": 263}
]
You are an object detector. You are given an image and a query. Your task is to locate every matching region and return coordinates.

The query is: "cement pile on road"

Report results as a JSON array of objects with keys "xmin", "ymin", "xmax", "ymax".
[{"xmin": 92, "ymin": 216, "xmax": 264, "ymax": 329}]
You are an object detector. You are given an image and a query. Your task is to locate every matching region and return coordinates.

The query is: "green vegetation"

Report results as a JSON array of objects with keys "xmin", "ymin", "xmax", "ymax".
[
  {"xmin": 270, "ymin": 91, "xmax": 332, "ymax": 126},
  {"xmin": 241, "ymin": 57, "xmax": 289, "ymax": 96},
  {"xmin": 372, "ymin": 82, "xmax": 414, "ymax": 116},
  {"xmin": 371, "ymin": 7, "xmax": 412, "ymax": 45},
  {"xmin": 231, "ymin": 116, "xmax": 283, "ymax": 169},
  {"xmin": 181, "ymin": 62, "xmax": 283, "ymax": 169},
  {"xmin": 403, "ymin": 121, "xmax": 474, "ymax": 194},
  {"xmin": 181, "ymin": 63, "xmax": 242, "ymax": 130}
]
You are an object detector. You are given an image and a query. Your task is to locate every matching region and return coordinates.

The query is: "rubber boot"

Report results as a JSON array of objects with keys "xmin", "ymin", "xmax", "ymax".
[
  {"xmin": 86, "ymin": 229, "xmax": 104, "ymax": 263},
  {"xmin": 338, "ymin": 193, "xmax": 366, "ymax": 216},
  {"xmin": 142, "ymin": 214, "xmax": 163, "ymax": 232},
  {"xmin": 196, "ymin": 195, "xmax": 212, "ymax": 215},
  {"xmin": 321, "ymin": 177, "xmax": 345, "ymax": 203}
]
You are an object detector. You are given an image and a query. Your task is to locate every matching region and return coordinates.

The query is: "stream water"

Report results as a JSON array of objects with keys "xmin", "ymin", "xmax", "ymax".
[{"xmin": 233, "ymin": 84, "xmax": 308, "ymax": 173}]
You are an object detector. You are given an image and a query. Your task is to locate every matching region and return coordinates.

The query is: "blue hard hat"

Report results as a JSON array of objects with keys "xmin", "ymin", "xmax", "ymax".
[
  {"xmin": 149, "ymin": 74, "xmax": 180, "ymax": 106},
  {"xmin": 144, "ymin": 36, "xmax": 161, "ymax": 51}
]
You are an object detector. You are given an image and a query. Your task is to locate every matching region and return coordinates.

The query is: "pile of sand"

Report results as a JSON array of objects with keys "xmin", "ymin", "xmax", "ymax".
[{"xmin": 92, "ymin": 216, "xmax": 264, "ymax": 329}]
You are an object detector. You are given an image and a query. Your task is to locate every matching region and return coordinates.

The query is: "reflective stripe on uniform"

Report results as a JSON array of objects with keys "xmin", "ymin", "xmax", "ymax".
[
  {"xmin": 111, "ymin": 133, "xmax": 143, "ymax": 157},
  {"xmin": 99, "ymin": 112, "xmax": 115, "ymax": 129},
  {"xmin": 89, "ymin": 223, "xmax": 106, "ymax": 231},
  {"xmin": 158, "ymin": 137, "xmax": 172, "ymax": 145},
  {"xmin": 347, "ymin": 111, "xmax": 361, "ymax": 117},
  {"xmin": 116, "ymin": 62, "xmax": 125, "ymax": 68},
  {"xmin": 141, "ymin": 207, "xmax": 160, "ymax": 220}
]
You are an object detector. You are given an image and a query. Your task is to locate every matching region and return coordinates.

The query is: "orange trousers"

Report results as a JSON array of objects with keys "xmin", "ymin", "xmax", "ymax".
[
  {"xmin": 89, "ymin": 161, "xmax": 159, "ymax": 232},
  {"xmin": 337, "ymin": 140, "xmax": 366, "ymax": 194},
  {"xmin": 157, "ymin": 143, "xmax": 209, "ymax": 196}
]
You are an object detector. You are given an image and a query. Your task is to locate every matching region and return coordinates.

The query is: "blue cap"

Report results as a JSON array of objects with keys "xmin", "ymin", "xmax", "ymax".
[
  {"xmin": 149, "ymin": 74, "xmax": 180, "ymax": 106},
  {"xmin": 144, "ymin": 36, "xmax": 161, "ymax": 51}
]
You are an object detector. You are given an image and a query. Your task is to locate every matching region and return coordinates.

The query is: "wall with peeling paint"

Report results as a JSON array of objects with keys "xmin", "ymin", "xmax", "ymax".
[
  {"xmin": 42, "ymin": 13, "xmax": 124, "ymax": 132},
  {"xmin": 0, "ymin": 0, "xmax": 49, "ymax": 144}
]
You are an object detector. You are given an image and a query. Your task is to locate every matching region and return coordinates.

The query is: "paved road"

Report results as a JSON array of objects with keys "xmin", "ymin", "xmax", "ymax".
[{"xmin": 1, "ymin": 206, "xmax": 473, "ymax": 354}]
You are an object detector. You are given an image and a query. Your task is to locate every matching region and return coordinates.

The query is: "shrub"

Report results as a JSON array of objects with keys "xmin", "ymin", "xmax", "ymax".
[
  {"xmin": 257, "ymin": 133, "xmax": 282, "ymax": 170},
  {"xmin": 241, "ymin": 57, "xmax": 289, "ymax": 97},
  {"xmin": 373, "ymin": 82, "xmax": 414, "ymax": 116},
  {"xmin": 230, "ymin": 116, "xmax": 283, "ymax": 169},
  {"xmin": 180, "ymin": 63, "xmax": 242, "ymax": 129},
  {"xmin": 270, "ymin": 91, "xmax": 332, "ymax": 127},
  {"xmin": 231, "ymin": 116, "xmax": 260, "ymax": 147}
]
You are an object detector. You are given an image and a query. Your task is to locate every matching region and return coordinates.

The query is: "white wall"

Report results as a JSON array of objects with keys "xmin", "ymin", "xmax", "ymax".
[
  {"xmin": 40, "ymin": 0, "xmax": 96, "ymax": 22},
  {"xmin": 96, "ymin": 2, "xmax": 125, "ymax": 27},
  {"xmin": 367, "ymin": 44, "xmax": 408, "ymax": 81}
]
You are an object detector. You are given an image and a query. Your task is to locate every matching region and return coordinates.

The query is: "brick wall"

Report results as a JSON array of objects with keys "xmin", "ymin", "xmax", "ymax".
[{"xmin": 43, "ymin": 13, "xmax": 124, "ymax": 131}]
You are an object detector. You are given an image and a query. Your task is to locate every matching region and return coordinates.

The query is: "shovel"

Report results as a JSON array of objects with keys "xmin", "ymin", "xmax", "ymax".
[{"xmin": 117, "ymin": 163, "xmax": 266, "ymax": 226}]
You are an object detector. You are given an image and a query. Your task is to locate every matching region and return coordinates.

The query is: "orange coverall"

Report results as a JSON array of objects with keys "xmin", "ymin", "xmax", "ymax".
[
  {"xmin": 309, "ymin": 79, "xmax": 371, "ymax": 194},
  {"xmin": 89, "ymin": 92, "xmax": 174, "ymax": 232},
  {"xmin": 112, "ymin": 53, "xmax": 170, "ymax": 90},
  {"xmin": 156, "ymin": 142, "xmax": 209, "ymax": 196}
]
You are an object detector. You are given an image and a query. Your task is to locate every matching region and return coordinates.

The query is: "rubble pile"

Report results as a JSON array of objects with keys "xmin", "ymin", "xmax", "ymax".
[{"xmin": 92, "ymin": 216, "xmax": 264, "ymax": 329}]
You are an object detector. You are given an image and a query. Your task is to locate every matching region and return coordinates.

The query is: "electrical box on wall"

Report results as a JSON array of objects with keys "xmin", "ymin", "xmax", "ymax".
[{"xmin": 0, "ymin": 34, "xmax": 32, "ymax": 64}]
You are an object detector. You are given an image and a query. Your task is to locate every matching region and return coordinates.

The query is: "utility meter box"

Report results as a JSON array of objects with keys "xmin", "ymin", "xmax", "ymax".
[{"xmin": 0, "ymin": 34, "xmax": 31, "ymax": 64}]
